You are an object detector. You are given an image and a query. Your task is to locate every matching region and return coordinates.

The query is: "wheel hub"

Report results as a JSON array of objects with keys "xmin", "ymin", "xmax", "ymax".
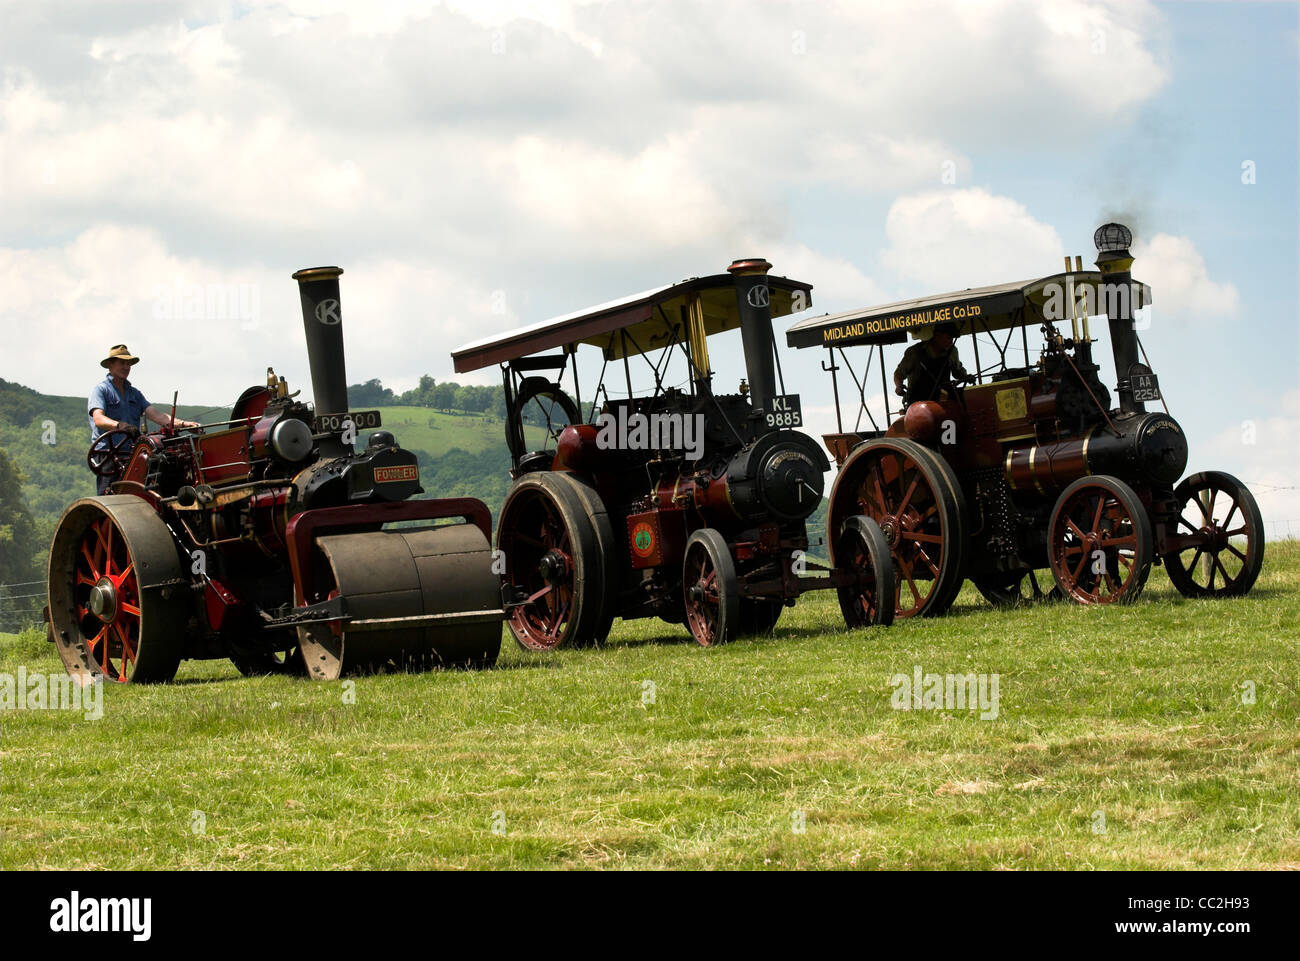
[
  {"xmin": 688, "ymin": 584, "xmax": 705, "ymax": 604},
  {"xmin": 537, "ymin": 551, "xmax": 568, "ymax": 583},
  {"xmin": 878, "ymin": 516, "xmax": 901, "ymax": 549},
  {"xmin": 88, "ymin": 577, "xmax": 118, "ymax": 623}
]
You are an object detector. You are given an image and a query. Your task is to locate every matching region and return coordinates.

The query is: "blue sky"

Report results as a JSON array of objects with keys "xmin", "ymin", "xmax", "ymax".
[{"xmin": 1, "ymin": 0, "xmax": 1296, "ymax": 520}]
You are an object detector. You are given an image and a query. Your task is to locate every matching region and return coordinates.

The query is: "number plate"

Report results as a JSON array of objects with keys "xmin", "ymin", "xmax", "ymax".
[
  {"xmin": 1131, "ymin": 373, "xmax": 1161, "ymax": 403},
  {"xmin": 764, "ymin": 394, "xmax": 803, "ymax": 429},
  {"xmin": 313, "ymin": 410, "xmax": 382, "ymax": 433}
]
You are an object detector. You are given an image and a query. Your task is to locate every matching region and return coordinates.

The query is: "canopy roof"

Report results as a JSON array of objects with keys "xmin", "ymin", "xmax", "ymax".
[
  {"xmin": 452, "ymin": 272, "xmax": 813, "ymax": 373},
  {"xmin": 785, "ymin": 271, "xmax": 1151, "ymax": 350}
]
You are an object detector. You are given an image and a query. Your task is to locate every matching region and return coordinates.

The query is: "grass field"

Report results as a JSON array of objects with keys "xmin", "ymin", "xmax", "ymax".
[{"xmin": 2, "ymin": 543, "xmax": 1297, "ymax": 870}]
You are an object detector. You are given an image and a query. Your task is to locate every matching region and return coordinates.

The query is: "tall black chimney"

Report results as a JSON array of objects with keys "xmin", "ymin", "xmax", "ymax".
[
  {"xmin": 728, "ymin": 257, "xmax": 777, "ymax": 413},
  {"xmin": 292, "ymin": 266, "xmax": 349, "ymax": 456},
  {"xmin": 1093, "ymin": 224, "xmax": 1144, "ymax": 414}
]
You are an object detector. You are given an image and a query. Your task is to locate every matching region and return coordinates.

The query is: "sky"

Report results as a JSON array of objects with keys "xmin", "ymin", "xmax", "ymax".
[{"xmin": 1, "ymin": 0, "xmax": 1296, "ymax": 524}]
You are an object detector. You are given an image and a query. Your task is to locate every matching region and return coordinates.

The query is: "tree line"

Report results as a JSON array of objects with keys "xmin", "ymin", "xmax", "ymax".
[{"xmin": 347, "ymin": 376, "xmax": 507, "ymax": 418}]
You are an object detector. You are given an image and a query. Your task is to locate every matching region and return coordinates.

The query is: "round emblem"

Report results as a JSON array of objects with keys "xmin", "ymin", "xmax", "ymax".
[
  {"xmin": 632, "ymin": 522, "xmax": 656, "ymax": 558},
  {"xmin": 746, "ymin": 284, "xmax": 770, "ymax": 308},
  {"xmin": 315, "ymin": 299, "xmax": 341, "ymax": 325}
]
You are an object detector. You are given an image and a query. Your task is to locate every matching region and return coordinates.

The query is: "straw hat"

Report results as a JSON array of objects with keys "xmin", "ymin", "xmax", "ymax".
[{"xmin": 101, "ymin": 344, "xmax": 140, "ymax": 369}]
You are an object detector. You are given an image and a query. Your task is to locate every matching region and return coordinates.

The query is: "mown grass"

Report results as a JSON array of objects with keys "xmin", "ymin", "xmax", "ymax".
[{"xmin": 2, "ymin": 543, "xmax": 1297, "ymax": 870}]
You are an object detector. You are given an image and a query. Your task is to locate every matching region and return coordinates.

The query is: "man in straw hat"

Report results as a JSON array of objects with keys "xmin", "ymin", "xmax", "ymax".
[
  {"xmin": 88, "ymin": 344, "xmax": 198, "ymax": 493},
  {"xmin": 892, "ymin": 322, "xmax": 973, "ymax": 407}
]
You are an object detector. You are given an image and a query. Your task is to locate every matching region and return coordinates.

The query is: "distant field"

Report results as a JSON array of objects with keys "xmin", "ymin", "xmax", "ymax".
[
  {"xmin": 371, "ymin": 406, "xmax": 506, "ymax": 456},
  {"xmin": 2, "ymin": 543, "xmax": 1297, "ymax": 870}
]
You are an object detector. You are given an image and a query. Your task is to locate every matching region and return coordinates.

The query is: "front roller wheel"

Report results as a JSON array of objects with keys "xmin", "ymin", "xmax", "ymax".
[
  {"xmin": 297, "ymin": 523, "xmax": 502, "ymax": 679},
  {"xmin": 496, "ymin": 473, "xmax": 612, "ymax": 651},
  {"xmin": 1163, "ymin": 471, "xmax": 1265, "ymax": 598},
  {"xmin": 46, "ymin": 496, "xmax": 189, "ymax": 683},
  {"xmin": 683, "ymin": 529, "xmax": 738, "ymax": 647},
  {"xmin": 836, "ymin": 515, "xmax": 896, "ymax": 628},
  {"xmin": 1048, "ymin": 475, "xmax": 1153, "ymax": 605},
  {"xmin": 827, "ymin": 437, "xmax": 966, "ymax": 619}
]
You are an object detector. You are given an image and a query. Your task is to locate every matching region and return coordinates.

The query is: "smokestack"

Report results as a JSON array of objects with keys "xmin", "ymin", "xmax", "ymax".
[
  {"xmin": 1093, "ymin": 224, "xmax": 1144, "ymax": 414},
  {"xmin": 292, "ymin": 266, "xmax": 349, "ymax": 456},
  {"xmin": 728, "ymin": 257, "xmax": 777, "ymax": 413}
]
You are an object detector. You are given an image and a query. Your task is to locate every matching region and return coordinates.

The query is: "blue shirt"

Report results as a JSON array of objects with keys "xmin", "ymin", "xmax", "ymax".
[{"xmin": 88, "ymin": 375, "xmax": 150, "ymax": 444}]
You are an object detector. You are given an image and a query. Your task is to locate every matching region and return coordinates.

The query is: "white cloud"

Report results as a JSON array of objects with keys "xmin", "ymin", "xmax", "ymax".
[
  {"xmin": 0, "ymin": 0, "xmax": 1173, "ymax": 406},
  {"xmin": 2, "ymin": 225, "xmax": 514, "ymax": 404},
  {"xmin": 1132, "ymin": 232, "xmax": 1240, "ymax": 322},
  {"xmin": 879, "ymin": 188, "xmax": 1065, "ymax": 291}
]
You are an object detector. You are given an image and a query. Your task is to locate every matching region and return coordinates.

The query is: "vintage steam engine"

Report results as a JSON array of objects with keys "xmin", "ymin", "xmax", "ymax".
[
  {"xmin": 788, "ymin": 224, "xmax": 1265, "ymax": 614},
  {"xmin": 451, "ymin": 258, "xmax": 893, "ymax": 648},
  {"xmin": 46, "ymin": 268, "xmax": 503, "ymax": 683}
]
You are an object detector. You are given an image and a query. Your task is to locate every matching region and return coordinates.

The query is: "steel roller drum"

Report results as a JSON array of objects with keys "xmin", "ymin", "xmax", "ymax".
[{"xmin": 297, "ymin": 523, "xmax": 502, "ymax": 679}]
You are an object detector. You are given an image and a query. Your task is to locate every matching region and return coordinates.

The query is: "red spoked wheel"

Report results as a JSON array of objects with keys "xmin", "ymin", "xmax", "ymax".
[
  {"xmin": 46, "ymin": 497, "xmax": 188, "ymax": 683},
  {"xmin": 1048, "ymin": 475, "xmax": 1153, "ymax": 605},
  {"xmin": 496, "ymin": 473, "xmax": 610, "ymax": 651},
  {"xmin": 836, "ymin": 514, "xmax": 896, "ymax": 629},
  {"xmin": 827, "ymin": 438, "xmax": 966, "ymax": 619},
  {"xmin": 1162, "ymin": 471, "xmax": 1265, "ymax": 598},
  {"xmin": 682, "ymin": 528, "xmax": 738, "ymax": 646}
]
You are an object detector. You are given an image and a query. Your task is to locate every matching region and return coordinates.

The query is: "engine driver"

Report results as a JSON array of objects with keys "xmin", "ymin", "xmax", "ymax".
[
  {"xmin": 893, "ymin": 322, "xmax": 972, "ymax": 406},
  {"xmin": 88, "ymin": 344, "xmax": 197, "ymax": 494}
]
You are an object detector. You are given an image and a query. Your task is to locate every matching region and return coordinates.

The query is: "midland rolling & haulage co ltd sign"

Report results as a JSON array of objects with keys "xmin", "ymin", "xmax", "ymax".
[{"xmin": 820, "ymin": 300, "xmax": 985, "ymax": 344}]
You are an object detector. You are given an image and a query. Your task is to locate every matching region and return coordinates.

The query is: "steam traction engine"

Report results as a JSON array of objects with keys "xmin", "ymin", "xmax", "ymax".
[
  {"xmin": 451, "ymin": 259, "xmax": 893, "ymax": 649},
  {"xmin": 786, "ymin": 224, "xmax": 1265, "ymax": 615},
  {"xmin": 46, "ymin": 268, "xmax": 503, "ymax": 683}
]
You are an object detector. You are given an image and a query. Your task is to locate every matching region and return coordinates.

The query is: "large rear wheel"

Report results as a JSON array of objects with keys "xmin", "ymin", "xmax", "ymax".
[
  {"xmin": 46, "ymin": 496, "xmax": 189, "ymax": 683},
  {"xmin": 1162, "ymin": 471, "xmax": 1265, "ymax": 598},
  {"xmin": 496, "ymin": 473, "xmax": 613, "ymax": 651}
]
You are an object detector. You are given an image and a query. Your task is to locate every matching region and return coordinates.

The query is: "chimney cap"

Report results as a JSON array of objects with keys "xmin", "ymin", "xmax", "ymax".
[
  {"xmin": 292, "ymin": 266, "xmax": 344, "ymax": 283},
  {"xmin": 1093, "ymin": 223, "xmax": 1132, "ymax": 253},
  {"xmin": 727, "ymin": 258, "xmax": 772, "ymax": 275}
]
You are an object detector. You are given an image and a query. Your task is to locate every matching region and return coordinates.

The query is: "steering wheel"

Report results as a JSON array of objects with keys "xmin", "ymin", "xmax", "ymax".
[{"xmin": 87, "ymin": 429, "xmax": 138, "ymax": 478}]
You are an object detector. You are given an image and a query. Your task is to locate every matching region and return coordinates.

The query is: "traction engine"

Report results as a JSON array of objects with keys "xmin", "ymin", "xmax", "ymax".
[{"xmin": 46, "ymin": 268, "xmax": 503, "ymax": 682}]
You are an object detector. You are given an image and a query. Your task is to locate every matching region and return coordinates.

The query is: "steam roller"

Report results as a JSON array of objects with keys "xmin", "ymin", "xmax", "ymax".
[{"xmin": 44, "ymin": 263, "xmax": 504, "ymax": 682}]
